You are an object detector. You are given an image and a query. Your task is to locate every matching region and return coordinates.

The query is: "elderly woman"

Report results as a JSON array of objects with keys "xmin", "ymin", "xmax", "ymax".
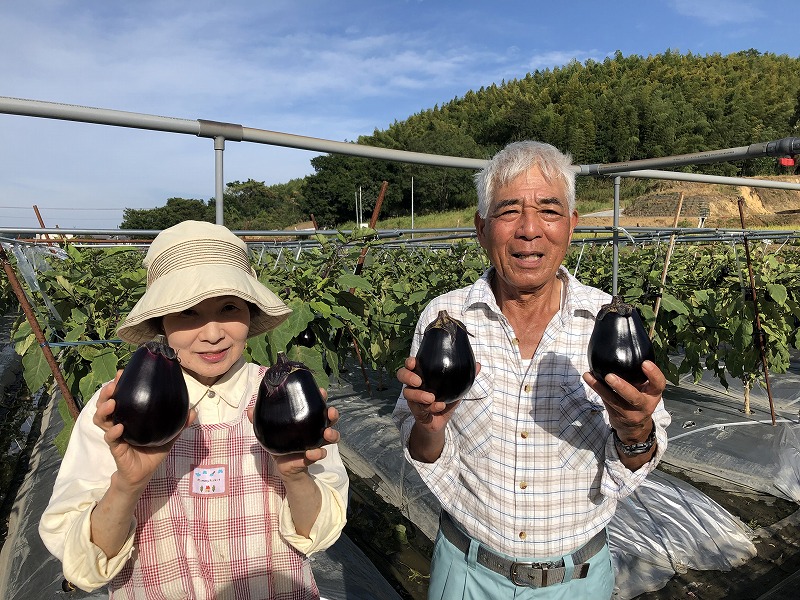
[{"xmin": 40, "ymin": 220, "xmax": 348, "ymax": 599}]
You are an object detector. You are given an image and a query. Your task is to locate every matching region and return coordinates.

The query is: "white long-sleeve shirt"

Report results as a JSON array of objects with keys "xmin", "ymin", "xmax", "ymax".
[
  {"xmin": 393, "ymin": 268, "xmax": 670, "ymax": 558},
  {"xmin": 39, "ymin": 358, "xmax": 348, "ymax": 593}
]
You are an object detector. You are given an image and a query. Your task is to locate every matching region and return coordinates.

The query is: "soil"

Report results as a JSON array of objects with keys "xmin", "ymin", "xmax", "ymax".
[
  {"xmin": 581, "ymin": 176, "xmax": 800, "ymax": 230},
  {"xmin": 345, "ymin": 459, "xmax": 800, "ymax": 600},
  {"xmin": 641, "ymin": 464, "xmax": 800, "ymax": 599}
]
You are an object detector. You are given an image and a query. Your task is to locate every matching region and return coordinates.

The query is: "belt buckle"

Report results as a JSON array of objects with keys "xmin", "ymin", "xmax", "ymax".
[{"xmin": 510, "ymin": 561, "xmax": 558, "ymax": 587}]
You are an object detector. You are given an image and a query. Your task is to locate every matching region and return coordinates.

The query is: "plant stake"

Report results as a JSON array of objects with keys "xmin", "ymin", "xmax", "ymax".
[{"xmin": 737, "ymin": 198, "xmax": 776, "ymax": 425}]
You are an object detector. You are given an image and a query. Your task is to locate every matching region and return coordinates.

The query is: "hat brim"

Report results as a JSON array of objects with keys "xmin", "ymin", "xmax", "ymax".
[{"xmin": 116, "ymin": 264, "xmax": 291, "ymax": 346}]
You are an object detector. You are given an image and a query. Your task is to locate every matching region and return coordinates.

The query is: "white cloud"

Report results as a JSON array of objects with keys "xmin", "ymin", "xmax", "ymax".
[
  {"xmin": 2, "ymin": 0, "xmax": 796, "ymax": 230},
  {"xmin": 669, "ymin": 0, "xmax": 764, "ymax": 25},
  {"xmin": 526, "ymin": 50, "xmax": 606, "ymax": 72}
]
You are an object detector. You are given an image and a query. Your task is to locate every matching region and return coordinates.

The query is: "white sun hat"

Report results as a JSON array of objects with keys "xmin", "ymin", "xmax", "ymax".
[{"xmin": 117, "ymin": 220, "xmax": 291, "ymax": 345}]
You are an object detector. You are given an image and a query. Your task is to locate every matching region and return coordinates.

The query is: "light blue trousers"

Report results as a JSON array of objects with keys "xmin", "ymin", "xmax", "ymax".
[{"xmin": 427, "ymin": 528, "xmax": 615, "ymax": 600}]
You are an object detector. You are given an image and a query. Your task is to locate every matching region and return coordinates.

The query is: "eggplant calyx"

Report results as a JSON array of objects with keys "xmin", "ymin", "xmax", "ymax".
[
  {"xmin": 427, "ymin": 309, "xmax": 471, "ymax": 339},
  {"xmin": 597, "ymin": 295, "xmax": 635, "ymax": 319},
  {"xmin": 264, "ymin": 352, "xmax": 310, "ymax": 388},
  {"xmin": 142, "ymin": 335, "xmax": 178, "ymax": 360}
]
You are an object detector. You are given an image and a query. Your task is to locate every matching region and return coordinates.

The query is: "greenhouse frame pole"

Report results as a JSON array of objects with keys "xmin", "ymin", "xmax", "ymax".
[
  {"xmin": 612, "ymin": 177, "xmax": 621, "ymax": 296},
  {"xmin": 579, "ymin": 137, "xmax": 800, "ymax": 175},
  {"xmin": 0, "ymin": 97, "xmax": 488, "ymax": 169},
  {"xmin": 214, "ymin": 136, "xmax": 225, "ymax": 225},
  {"xmin": 2, "ymin": 96, "xmax": 797, "ymax": 178}
]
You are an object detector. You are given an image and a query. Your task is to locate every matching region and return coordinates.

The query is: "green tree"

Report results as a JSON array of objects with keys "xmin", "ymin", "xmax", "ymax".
[
  {"xmin": 120, "ymin": 197, "xmax": 212, "ymax": 230},
  {"xmin": 125, "ymin": 50, "xmax": 800, "ymax": 228}
]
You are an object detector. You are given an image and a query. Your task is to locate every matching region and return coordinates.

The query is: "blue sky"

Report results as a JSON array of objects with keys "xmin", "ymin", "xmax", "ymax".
[{"xmin": 1, "ymin": 0, "xmax": 797, "ymax": 230}]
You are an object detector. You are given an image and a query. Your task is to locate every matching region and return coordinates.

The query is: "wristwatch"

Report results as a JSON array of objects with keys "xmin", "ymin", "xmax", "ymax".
[{"xmin": 613, "ymin": 425, "xmax": 656, "ymax": 457}]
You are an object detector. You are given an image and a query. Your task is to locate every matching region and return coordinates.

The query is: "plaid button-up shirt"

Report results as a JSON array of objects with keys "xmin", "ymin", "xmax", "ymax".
[{"xmin": 393, "ymin": 267, "xmax": 670, "ymax": 558}]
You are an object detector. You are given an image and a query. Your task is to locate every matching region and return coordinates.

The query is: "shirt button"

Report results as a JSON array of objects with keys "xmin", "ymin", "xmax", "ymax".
[
  {"xmin": 207, "ymin": 390, "xmax": 216, "ymax": 398},
  {"xmin": 524, "ymin": 384, "xmax": 532, "ymax": 393},
  {"xmin": 520, "ymin": 431, "xmax": 528, "ymax": 439},
  {"xmin": 519, "ymin": 531, "xmax": 527, "ymax": 540},
  {"xmin": 511, "ymin": 337, "xmax": 520, "ymax": 345},
  {"xmin": 519, "ymin": 481, "xmax": 528, "ymax": 489}
]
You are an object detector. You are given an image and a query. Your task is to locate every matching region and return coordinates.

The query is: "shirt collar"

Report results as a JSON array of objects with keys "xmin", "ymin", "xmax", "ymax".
[
  {"xmin": 464, "ymin": 266, "xmax": 574, "ymax": 318},
  {"xmin": 183, "ymin": 356, "xmax": 250, "ymax": 409}
]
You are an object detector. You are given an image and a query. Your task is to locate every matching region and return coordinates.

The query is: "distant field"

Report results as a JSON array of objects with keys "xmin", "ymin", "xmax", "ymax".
[
  {"xmin": 340, "ymin": 199, "xmax": 615, "ymax": 232},
  {"xmin": 339, "ymin": 176, "xmax": 800, "ymax": 233}
]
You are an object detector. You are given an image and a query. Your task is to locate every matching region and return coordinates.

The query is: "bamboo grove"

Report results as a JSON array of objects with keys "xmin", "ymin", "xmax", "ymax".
[{"xmin": 119, "ymin": 50, "xmax": 800, "ymax": 231}]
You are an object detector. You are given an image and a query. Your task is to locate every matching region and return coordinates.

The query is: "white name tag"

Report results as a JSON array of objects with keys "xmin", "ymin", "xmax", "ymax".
[{"xmin": 190, "ymin": 464, "xmax": 229, "ymax": 497}]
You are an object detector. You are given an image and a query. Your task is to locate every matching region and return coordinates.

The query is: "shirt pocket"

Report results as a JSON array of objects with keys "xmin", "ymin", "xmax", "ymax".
[
  {"xmin": 558, "ymin": 382, "xmax": 608, "ymax": 471},
  {"xmin": 451, "ymin": 370, "xmax": 493, "ymax": 457}
]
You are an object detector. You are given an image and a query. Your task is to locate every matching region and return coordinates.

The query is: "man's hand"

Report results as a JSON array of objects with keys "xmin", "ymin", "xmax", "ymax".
[
  {"xmin": 583, "ymin": 360, "xmax": 666, "ymax": 469},
  {"xmin": 397, "ymin": 357, "xmax": 463, "ymax": 432},
  {"xmin": 397, "ymin": 356, "xmax": 480, "ymax": 463}
]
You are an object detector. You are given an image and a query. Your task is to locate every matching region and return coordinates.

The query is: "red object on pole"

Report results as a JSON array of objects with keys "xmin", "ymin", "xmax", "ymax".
[{"xmin": 779, "ymin": 156, "xmax": 795, "ymax": 167}]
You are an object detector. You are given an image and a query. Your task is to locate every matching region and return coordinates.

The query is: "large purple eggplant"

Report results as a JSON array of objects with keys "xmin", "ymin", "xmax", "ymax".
[
  {"xmin": 253, "ymin": 353, "xmax": 328, "ymax": 455},
  {"xmin": 414, "ymin": 310, "xmax": 476, "ymax": 404},
  {"xmin": 112, "ymin": 336, "xmax": 189, "ymax": 447},
  {"xmin": 588, "ymin": 295, "xmax": 655, "ymax": 385}
]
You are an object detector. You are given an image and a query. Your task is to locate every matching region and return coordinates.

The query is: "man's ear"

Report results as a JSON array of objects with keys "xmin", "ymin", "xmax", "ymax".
[
  {"xmin": 569, "ymin": 210, "xmax": 578, "ymax": 243},
  {"xmin": 474, "ymin": 211, "xmax": 487, "ymax": 247}
]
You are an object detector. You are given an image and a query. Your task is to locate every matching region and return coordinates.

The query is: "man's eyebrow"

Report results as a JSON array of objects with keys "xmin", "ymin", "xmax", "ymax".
[
  {"xmin": 492, "ymin": 196, "xmax": 565, "ymax": 210},
  {"xmin": 491, "ymin": 198, "xmax": 522, "ymax": 211}
]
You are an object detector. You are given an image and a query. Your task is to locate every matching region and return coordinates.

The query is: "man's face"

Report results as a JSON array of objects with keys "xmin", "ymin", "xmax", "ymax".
[{"xmin": 475, "ymin": 166, "xmax": 577, "ymax": 301}]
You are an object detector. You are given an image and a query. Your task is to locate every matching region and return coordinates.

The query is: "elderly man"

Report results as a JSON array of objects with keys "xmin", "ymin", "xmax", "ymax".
[{"xmin": 393, "ymin": 141, "xmax": 670, "ymax": 599}]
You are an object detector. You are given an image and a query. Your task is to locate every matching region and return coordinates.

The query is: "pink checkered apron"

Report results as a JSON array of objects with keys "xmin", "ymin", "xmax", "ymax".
[{"xmin": 110, "ymin": 366, "xmax": 318, "ymax": 599}]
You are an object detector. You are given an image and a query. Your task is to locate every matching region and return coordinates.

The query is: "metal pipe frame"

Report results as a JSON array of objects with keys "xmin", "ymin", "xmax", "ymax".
[{"xmin": 2, "ymin": 95, "xmax": 799, "ymax": 264}]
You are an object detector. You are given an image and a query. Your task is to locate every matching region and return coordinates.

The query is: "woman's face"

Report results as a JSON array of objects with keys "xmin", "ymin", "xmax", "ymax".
[{"xmin": 162, "ymin": 296, "xmax": 250, "ymax": 386}]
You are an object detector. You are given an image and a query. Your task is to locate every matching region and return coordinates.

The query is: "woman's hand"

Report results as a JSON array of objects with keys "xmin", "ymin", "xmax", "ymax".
[
  {"xmin": 247, "ymin": 389, "xmax": 339, "ymax": 480},
  {"xmin": 89, "ymin": 370, "xmax": 197, "ymax": 558},
  {"xmin": 94, "ymin": 370, "xmax": 196, "ymax": 492}
]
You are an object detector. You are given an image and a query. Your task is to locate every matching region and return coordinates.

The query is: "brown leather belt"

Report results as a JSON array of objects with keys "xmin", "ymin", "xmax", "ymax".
[{"xmin": 439, "ymin": 512, "xmax": 607, "ymax": 588}]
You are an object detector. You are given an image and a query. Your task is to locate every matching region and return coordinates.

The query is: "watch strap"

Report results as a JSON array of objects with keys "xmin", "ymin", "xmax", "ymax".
[{"xmin": 613, "ymin": 424, "xmax": 656, "ymax": 456}]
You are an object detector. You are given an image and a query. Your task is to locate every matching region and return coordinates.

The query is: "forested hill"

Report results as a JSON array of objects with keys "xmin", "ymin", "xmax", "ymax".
[{"xmin": 121, "ymin": 50, "xmax": 800, "ymax": 231}]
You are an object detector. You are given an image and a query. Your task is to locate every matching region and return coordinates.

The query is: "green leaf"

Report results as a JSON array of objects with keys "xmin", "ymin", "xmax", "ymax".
[
  {"xmin": 247, "ymin": 334, "xmax": 272, "ymax": 366},
  {"xmin": 408, "ymin": 290, "xmax": 429, "ymax": 304},
  {"xmin": 22, "ymin": 346, "xmax": 51, "ymax": 394},
  {"xmin": 55, "ymin": 275, "xmax": 74, "ymax": 294},
  {"xmin": 336, "ymin": 273, "xmax": 372, "ymax": 291},
  {"xmin": 65, "ymin": 324, "xmax": 86, "ymax": 343},
  {"xmin": 79, "ymin": 370, "xmax": 108, "ymax": 403},
  {"xmin": 91, "ymin": 348, "xmax": 120, "ymax": 382},
  {"xmin": 766, "ymin": 283, "xmax": 787, "ymax": 307},
  {"xmin": 287, "ymin": 345, "xmax": 329, "ymax": 389},
  {"xmin": 70, "ymin": 307, "xmax": 88, "ymax": 324},
  {"xmin": 77, "ymin": 343, "xmax": 99, "ymax": 362},
  {"xmin": 65, "ymin": 244, "xmax": 84, "ymax": 263},
  {"xmin": 54, "ymin": 398, "xmax": 75, "ymax": 456},
  {"xmin": 14, "ymin": 331, "xmax": 37, "ymax": 357},
  {"xmin": 659, "ymin": 292, "xmax": 689, "ymax": 315}
]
